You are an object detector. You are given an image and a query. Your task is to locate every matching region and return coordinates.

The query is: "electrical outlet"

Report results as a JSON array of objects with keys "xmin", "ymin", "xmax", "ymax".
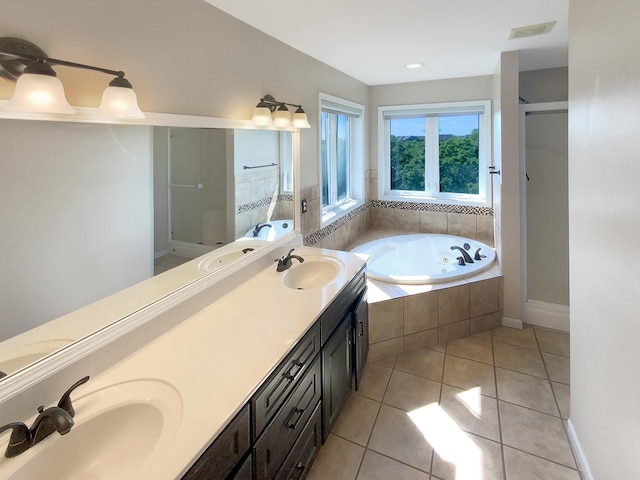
[{"xmin": 301, "ymin": 198, "xmax": 308, "ymax": 213}]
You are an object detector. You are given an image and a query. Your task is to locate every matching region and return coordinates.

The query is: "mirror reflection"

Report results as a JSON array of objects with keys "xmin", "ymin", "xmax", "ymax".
[{"xmin": 0, "ymin": 119, "xmax": 294, "ymax": 380}]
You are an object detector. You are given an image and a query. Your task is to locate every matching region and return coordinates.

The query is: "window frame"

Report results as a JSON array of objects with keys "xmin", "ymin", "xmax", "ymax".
[
  {"xmin": 378, "ymin": 100, "xmax": 492, "ymax": 206},
  {"xmin": 319, "ymin": 93, "xmax": 365, "ymax": 226}
]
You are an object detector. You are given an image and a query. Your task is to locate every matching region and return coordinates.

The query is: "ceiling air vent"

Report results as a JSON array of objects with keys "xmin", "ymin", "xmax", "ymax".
[{"xmin": 508, "ymin": 21, "xmax": 556, "ymax": 40}]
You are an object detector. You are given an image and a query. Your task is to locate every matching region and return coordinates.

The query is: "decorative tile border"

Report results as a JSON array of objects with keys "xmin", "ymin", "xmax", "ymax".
[
  {"xmin": 303, "ymin": 199, "xmax": 494, "ymax": 246},
  {"xmin": 303, "ymin": 203, "xmax": 370, "ymax": 246},
  {"xmin": 370, "ymin": 200, "xmax": 493, "ymax": 216},
  {"xmin": 237, "ymin": 195, "xmax": 294, "ymax": 214}
]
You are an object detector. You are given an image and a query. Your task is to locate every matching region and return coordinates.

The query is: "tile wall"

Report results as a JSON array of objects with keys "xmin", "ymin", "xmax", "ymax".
[
  {"xmin": 368, "ymin": 277, "xmax": 504, "ymax": 361},
  {"xmin": 234, "ymin": 167, "xmax": 294, "ymax": 238}
]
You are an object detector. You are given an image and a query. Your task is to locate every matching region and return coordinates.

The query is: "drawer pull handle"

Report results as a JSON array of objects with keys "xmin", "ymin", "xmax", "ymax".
[
  {"xmin": 285, "ymin": 407, "xmax": 305, "ymax": 430},
  {"xmin": 284, "ymin": 361, "xmax": 304, "ymax": 381},
  {"xmin": 290, "ymin": 461, "xmax": 306, "ymax": 480}
]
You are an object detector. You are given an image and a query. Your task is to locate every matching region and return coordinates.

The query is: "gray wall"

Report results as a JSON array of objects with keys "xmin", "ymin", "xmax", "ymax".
[
  {"xmin": 569, "ymin": 0, "xmax": 640, "ymax": 478},
  {"xmin": 0, "ymin": 0, "xmax": 369, "ymax": 192}
]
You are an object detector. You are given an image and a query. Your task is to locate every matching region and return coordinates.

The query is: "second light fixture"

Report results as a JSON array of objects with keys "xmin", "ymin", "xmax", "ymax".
[{"xmin": 252, "ymin": 94, "xmax": 310, "ymax": 129}]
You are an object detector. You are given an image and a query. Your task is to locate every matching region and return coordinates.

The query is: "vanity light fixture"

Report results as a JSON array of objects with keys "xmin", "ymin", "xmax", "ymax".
[
  {"xmin": 0, "ymin": 37, "xmax": 144, "ymax": 118},
  {"xmin": 405, "ymin": 63, "xmax": 425, "ymax": 69},
  {"xmin": 251, "ymin": 94, "xmax": 310, "ymax": 129}
]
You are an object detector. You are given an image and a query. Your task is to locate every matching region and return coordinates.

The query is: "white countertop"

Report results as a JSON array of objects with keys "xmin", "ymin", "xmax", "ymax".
[{"xmin": 0, "ymin": 247, "xmax": 365, "ymax": 479}]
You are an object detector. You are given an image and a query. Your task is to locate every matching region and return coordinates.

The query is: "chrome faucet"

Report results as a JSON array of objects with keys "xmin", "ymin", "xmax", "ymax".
[
  {"xmin": 276, "ymin": 249, "xmax": 304, "ymax": 272},
  {"xmin": 450, "ymin": 245, "xmax": 474, "ymax": 264},
  {"xmin": 0, "ymin": 375, "xmax": 89, "ymax": 458},
  {"xmin": 252, "ymin": 223, "xmax": 272, "ymax": 237}
]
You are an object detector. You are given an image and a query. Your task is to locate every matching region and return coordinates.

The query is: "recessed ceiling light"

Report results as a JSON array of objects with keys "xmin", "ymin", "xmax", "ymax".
[{"xmin": 405, "ymin": 63, "xmax": 424, "ymax": 69}]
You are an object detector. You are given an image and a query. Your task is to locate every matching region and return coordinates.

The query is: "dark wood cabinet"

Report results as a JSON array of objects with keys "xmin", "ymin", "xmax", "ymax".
[
  {"xmin": 274, "ymin": 403, "xmax": 322, "ymax": 480},
  {"xmin": 321, "ymin": 314, "xmax": 353, "ymax": 441},
  {"xmin": 254, "ymin": 355, "xmax": 322, "ymax": 480},
  {"xmin": 182, "ymin": 405, "xmax": 251, "ymax": 480},
  {"xmin": 252, "ymin": 322, "xmax": 321, "ymax": 440},
  {"xmin": 353, "ymin": 288, "xmax": 369, "ymax": 391},
  {"xmin": 183, "ymin": 265, "xmax": 368, "ymax": 480}
]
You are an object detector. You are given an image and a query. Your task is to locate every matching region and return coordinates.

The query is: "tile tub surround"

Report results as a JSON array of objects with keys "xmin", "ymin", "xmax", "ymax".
[
  {"xmin": 367, "ymin": 275, "xmax": 503, "ymax": 361},
  {"xmin": 307, "ymin": 325, "xmax": 578, "ymax": 480}
]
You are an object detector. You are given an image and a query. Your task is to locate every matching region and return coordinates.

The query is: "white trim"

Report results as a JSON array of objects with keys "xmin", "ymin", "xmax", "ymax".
[
  {"xmin": 519, "ymin": 101, "xmax": 569, "ymax": 310},
  {"xmin": 378, "ymin": 99, "xmax": 492, "ymax": 206},
  {"xmin": 501, "ymin": 316, "xmax": 524, "ymax": 329},
  {"xmin": 567, "ymin": 419, "xmax": 594, "ymax": 480},
  {"xmin": 522, "ymin": 300, "xmax": 570, "ymax": 332},
  {"xmin": 319, "ymin": 93, "xmax": 365, "ymax": 228}
]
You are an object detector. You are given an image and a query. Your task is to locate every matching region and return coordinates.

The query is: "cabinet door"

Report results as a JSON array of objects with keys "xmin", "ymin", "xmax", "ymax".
[
  {"xmin": 322, "ymin": 315, "xmax": 353, "ymax": 441},
  {"xmin": 182, "ymin": 405, "xmax": 250, "ymax": 480},
  {"xmin": 353, "ymin": 289, "xmax": 369, "ymax": 391}
]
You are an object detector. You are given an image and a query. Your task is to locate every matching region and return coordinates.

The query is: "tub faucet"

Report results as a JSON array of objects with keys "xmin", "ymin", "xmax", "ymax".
[
  {"xmin": 450, "ymin": 246, "xmax": 473, "ymax": 263},
  {"xmin": 474, "ymin": 248, "xmax": 486, "ymax": 261},
  {"xmin": 276, "ymin": 249, "xmax": 304, "ymax": 272},
  {"xmin": 252, "ymin": 223, "xmax": 272, "ymax": 237},
  {"xmin": 0, "ymin": 375, "xmax": 89, "ymax": 458}
]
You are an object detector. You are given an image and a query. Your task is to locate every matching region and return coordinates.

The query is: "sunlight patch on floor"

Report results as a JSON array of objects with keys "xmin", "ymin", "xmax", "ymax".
[{"xmin": 408, "ymin": 402, "xmax": 484, "ymax": 480}]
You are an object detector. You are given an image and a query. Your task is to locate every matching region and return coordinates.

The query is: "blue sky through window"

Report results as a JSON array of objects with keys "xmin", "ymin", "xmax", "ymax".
[{"xmin": 391, "ymin": 115, "xmax": 478, "ymax": 136}]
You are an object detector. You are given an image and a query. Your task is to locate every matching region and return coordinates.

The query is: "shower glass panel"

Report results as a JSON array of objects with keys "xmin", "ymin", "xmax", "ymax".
[
  {"xmin": 169, "ymin": 127, "xmax": 227, "ymax": 246},
  {"xmin": 525, "ymin": 111, "xmax": 569, "ymax": 305}
]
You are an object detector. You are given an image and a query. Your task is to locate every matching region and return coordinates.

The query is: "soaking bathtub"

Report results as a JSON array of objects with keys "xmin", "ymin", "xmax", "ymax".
[{"xmin": 351, "ymin": 233, "xmax": 496, "ymax": 284}]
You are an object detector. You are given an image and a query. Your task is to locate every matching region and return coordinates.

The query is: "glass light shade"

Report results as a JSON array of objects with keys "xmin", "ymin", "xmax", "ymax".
[
  {"xmin": 252, "ymin": 105, "xmax": 273, "ymax": 127},
  {"xmin": 98, "ymin": 86, "xmax": 145, "ymax": 119},
  {"xmin": 292, "ymin": 109, "xmax": 311, "ymax": 128},
  {"xmin": 273, "ymin": 107, "xmax": 291, "ymax": 128},
  {"xmin": 4, "ymin": 73, "xmax": 75, "ymax": 114}
]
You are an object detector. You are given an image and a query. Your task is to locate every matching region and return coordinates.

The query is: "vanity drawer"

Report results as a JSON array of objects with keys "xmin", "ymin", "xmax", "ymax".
[
  {"xmin": 182, "ymin": 405, "xmax": 250, "ymax": 480},
  {"xmin": 274, "ymin": 402, "xmax": 322, "ymax": 480},
  {"xmin": 252, "ymin": 321, "xmax": 321, "ymax": 438},
  {"xmin": 254, "ymin": 355, "xmax": 321, "ymax": 480}
]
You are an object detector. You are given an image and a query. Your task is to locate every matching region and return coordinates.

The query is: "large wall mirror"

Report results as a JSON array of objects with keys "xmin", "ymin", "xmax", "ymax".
[{"xmin": 0, "ymin": 111, "xmax": 297, "ymax": 385}]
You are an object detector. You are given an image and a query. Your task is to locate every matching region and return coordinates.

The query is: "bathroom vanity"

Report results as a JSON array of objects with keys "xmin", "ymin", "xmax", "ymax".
[
  {"xmin": 0, "ymin": 247, "xmax": 368, "ymax": 480},
  {"xmin": 183, "ymin": 262, "xmax": 368, "ymax": 480}
]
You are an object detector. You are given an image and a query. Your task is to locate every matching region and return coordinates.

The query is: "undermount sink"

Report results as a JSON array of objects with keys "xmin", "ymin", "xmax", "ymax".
[
  {"xmin": 1, "ymin": 379, "xmax": 182, "ymax": 480},
  {"xmin": 282, "ymin": 257, "xmax": 343, "ymax": 290}
]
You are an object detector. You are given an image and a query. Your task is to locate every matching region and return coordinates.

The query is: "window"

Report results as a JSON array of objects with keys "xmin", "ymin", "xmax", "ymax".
[
  {"xmin": 379, "ymin": 100, "xmax": 491, "ymax": 205},
  {"xmin": 320, "ymin": 93, "xmax": 364, "ymax": 224}
]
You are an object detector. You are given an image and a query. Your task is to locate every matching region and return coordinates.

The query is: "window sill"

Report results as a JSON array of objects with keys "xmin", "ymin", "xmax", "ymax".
[{"xmin": 321, "ymin": 198, "xmax": 363, "ymax": 227}]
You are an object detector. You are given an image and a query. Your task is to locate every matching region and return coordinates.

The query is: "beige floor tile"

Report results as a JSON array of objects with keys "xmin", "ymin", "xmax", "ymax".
[
  {"xmin": 332, "ymin": 393, "xmax": 381, "ymax": 446},
  {"xmin": 429, "ymin": 342, "xmax": 448, "ymax": 353},
  {"xmin": 306, "ymin": 434, "xmax": 365, "ymax": 480},
  {"xmin": 356, "ymin": 450, "xmax": 429, "ymax": 480},
  {"xmin": 446, "ymin": 336, "xmax": 494, "ymax": 365},
  {"xmin": 368, "ymin": 404, "xmax": 434, "ymax": 472},
  {"xmin": 431, "ymin": 433, "xmax": 503, "ymax": 480},
  {"xmin": 504, "ymin": 446, "xmax": 581, "ymax": 480},
  {"xmin": 491, "ymin": 326, "xmax": 538, "ymax": 350},
  {"xmin": 473, "ymin": 330, "xmax": 492, "ymax": 340},
  {"xmin": 357, "ymin": 362, "xmax": 393, "ymax": 402},
  {"xmin": 499, "ymin": 402, "xmax": 576, "ymax": 468},
  {"xmin": 552, "ymin": 381, "xmax": 571, "ymax": 419},
  {"xmin": 534, "ymin": 327, "xmax": 570, "ymax": 357},
  {"xmin": 373, "ymin": 355, "xmax": 397, "ymax": 369},
  {"xmin": 394, "ymin": 348, "xmax": 446, "ymax": 383},
  {"xmin": 493, "ymin": 341, "xmax": 547, "ymax": 378},
  {"xmin": 443, "ymin": 355, "xmax": 496, "ymax": 398},
  {"xmin": 439, "ymin": 384, "xmax": 500, "ymax": 442},
  {"xmin": 543, "ymin": 352, "xmax": 571, "ymax": 385},
  {"xmin": 383, "ymin": 370, "xmax": 442, "ymax": 412},
  {"xmin": 496, "ymin": 368, "xmax": 559, "ymax": 416}
]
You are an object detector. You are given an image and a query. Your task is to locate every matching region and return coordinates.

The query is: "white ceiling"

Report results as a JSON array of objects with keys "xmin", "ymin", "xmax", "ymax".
[{"xmin": 205, "ymin": 0, "xmax": 568, "ymax": 86}]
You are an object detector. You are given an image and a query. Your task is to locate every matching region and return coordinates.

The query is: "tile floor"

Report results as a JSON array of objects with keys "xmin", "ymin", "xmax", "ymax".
[
  {"xmin": 307, "ymin": 325, "xmax": 579, "ymax": 480},
  {"xmin": 154, "ymin": 254, "xmax": 192, "ymax": 275}
]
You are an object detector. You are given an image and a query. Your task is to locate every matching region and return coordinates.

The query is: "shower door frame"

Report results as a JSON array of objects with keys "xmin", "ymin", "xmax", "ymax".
[{"xmin": 519, "ymin": 101, "xmax": 570, "ymax": 331}]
